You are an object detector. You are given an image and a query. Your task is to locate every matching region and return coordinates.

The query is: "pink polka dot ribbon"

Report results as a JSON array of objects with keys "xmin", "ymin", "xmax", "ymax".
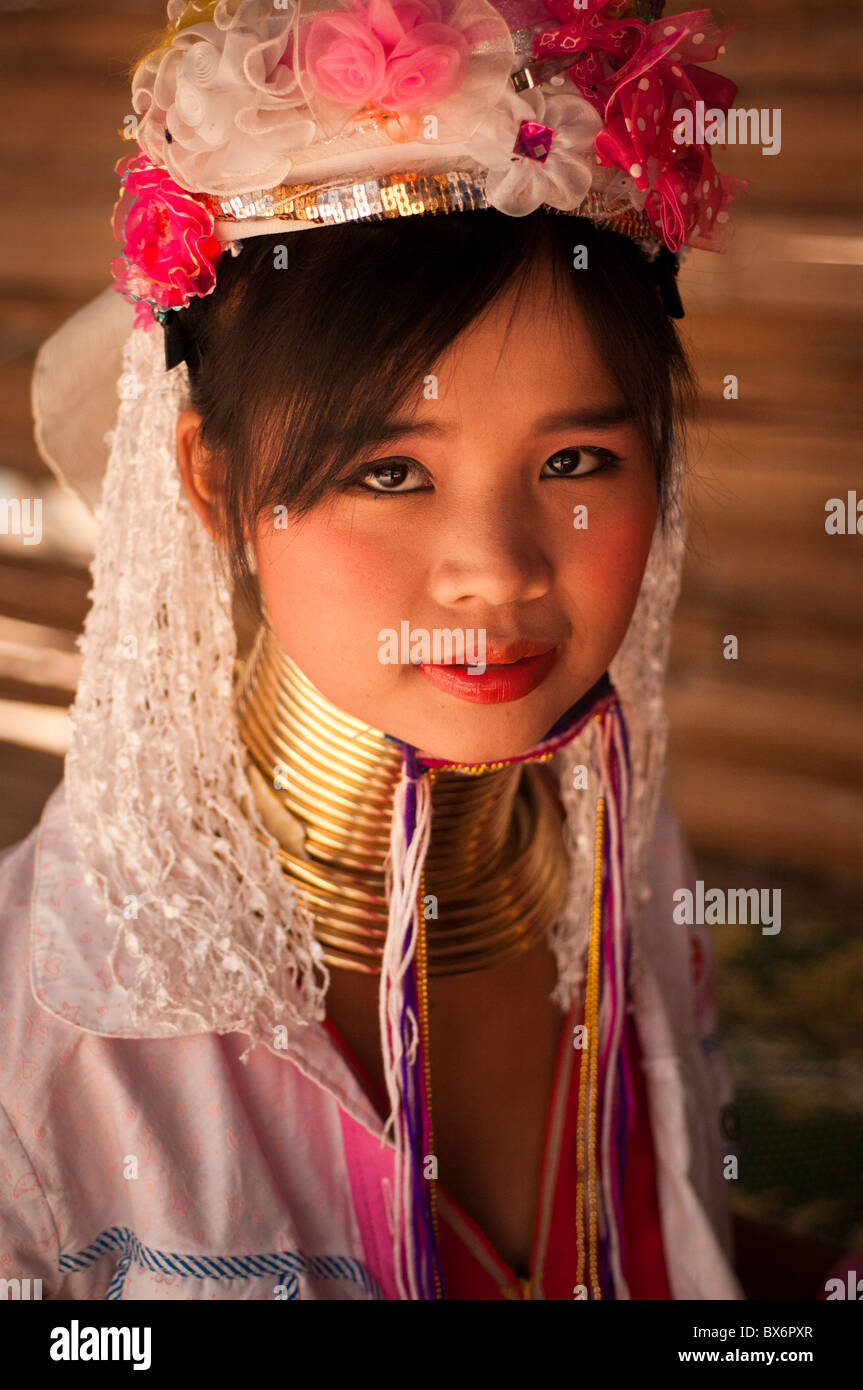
[{"xmin": 534, "ymin": 2, "xmax": 748, "ymax": 251}]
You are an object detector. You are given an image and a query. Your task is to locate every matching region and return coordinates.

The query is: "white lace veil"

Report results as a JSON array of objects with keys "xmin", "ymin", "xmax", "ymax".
[{"xmin": 30, "ymin": 275, "xmax": 686, "ymax": 1049}]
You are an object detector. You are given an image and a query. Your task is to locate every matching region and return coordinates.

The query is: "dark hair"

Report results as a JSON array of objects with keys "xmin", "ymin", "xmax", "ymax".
[{"xmin": 181, "ymin": 210, "xmax": 697, "ymax": 612}]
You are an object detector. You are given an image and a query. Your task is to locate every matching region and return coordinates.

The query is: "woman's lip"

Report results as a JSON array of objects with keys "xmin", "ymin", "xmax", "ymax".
[
  {"xmin": 483, "ymin": 640, "xmax": 559, "ymax": 665},
  {"xmin": 417, "ymin": 646, "xmax": 561, "ymax": 704}
]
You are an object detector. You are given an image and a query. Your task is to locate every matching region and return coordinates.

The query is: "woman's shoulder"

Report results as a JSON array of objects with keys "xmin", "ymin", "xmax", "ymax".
[
  {"xmin": 0, "ymin": 782, "xmax": 103, "ymax": 1033},
  {"xmin": 635, "ymin": 795, "xmax": 727, "ymax": 1057},
  {"xmin": 636, "ymin": 796, "xmax": 697, "ymax": 964},
  {"xmin": 0, "ymin": 793, "xmax": 52, "ymax": 1028},
  {"xmin": 647, "ymin": 795, "xmax": 698, "ymax": 890},
  {"xmin": 0, "ymin": 780, "xmax": 166, "ymax": 1094},
  {"xmin": 0, "ymin": 781, "xmax": 172, "ymax": 1046},
  {"xmin": 0, "ymin": 788, "xmax": 73, "ymax": 1295},
  {"xmin": 0, "ymin": 783, "xmax": 108, "ymax": 1119}
]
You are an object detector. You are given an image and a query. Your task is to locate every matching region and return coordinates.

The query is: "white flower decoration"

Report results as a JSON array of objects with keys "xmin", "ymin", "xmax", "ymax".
[
  {"xmin": 467, "ymin": 86, "xmax": 602, "ymax": 217},
  {"xmin": 132, "ymin": 0, "xmax": 316, "ymax": 196}
]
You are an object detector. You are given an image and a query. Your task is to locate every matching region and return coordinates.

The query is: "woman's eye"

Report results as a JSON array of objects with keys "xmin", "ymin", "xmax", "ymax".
[
  {"xmin": 541, "ymin": 447, "xmax": 620, "ymax": 479},
  {"xmin": 351, "ymin": 459, "xmax": 430, "ymax": 494},
  {"xmin": 346, "ymin": 447, "xmax": 619, "ymax": 493}
]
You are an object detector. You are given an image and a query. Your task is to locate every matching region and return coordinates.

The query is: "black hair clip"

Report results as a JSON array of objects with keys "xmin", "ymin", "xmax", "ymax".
[
  {"xmin": 652, "ymin": 244, "xmax": 685, "ymax": 320},
  {"xmin": 163, "ymin": 308, "xmax": 198, "ymax": 372}
]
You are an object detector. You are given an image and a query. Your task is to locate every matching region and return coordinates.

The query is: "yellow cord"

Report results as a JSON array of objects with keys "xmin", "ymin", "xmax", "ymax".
[
  {"xmin": 418, "ymin": 770, "xmax": 605, "ymax": 1302},
  {"xmin": 416, "ymin": 768, "xmax": 442, "ymax": 1299},
  {"xmin": 430, "ymin": 750, "xmax": 556, "ymax": 775},
  {"xmin": 576, "ymin": 794, "xmax": 605, "ymax": 1300}
]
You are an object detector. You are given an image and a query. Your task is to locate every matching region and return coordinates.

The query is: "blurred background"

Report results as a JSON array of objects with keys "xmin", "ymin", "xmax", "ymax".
[{"xmin": 1, "ymin": 1, "xmax": 861, "ymax": 1254}]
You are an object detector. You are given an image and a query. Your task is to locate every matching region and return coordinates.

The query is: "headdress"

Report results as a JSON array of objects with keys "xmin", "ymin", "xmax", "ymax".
[
  {"xmin": 30, "ymin": 0, "xmax": 748, "ymax": 1300},
  {"xmin": 111, "ymin": 0, "xmax": 747, "ymax": 346}
]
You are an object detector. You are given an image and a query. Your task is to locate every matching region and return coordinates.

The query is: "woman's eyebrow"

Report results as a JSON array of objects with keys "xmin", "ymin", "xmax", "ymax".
[
  {"xmin": 532, "ymin": 404, "xmax": 636, "ymax": 431},
  {"xmin": 346, "ymin": 402, "xmax": 635, "ymax": 447}
]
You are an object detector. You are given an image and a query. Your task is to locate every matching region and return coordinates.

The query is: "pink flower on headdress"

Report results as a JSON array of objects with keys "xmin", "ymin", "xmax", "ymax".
[
  {"xmin": 110, "ymin": 153, "xmax": 224, "ymax": 329},
  {"xmin": 534, "ymin": 1, "xmax": 748, "ymax": 251},
  {"xmin": 304, "ymin": 0, "xmax": 469, "ymax": 122}
]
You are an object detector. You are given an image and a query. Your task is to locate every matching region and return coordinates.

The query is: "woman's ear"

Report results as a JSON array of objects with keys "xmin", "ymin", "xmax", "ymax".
[{"xmin": 176, "ymin": 408, "xmax": 228, "ymax": 547}]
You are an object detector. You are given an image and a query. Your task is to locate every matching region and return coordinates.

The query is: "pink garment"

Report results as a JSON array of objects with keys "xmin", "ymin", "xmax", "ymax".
[
  {"xmin": 0, "ymin": 782, "xmax": 743, "ymax": 1300},
  {"xmin": 328, "ymin": 999, "xmax": 674, "ymax": 1299}
]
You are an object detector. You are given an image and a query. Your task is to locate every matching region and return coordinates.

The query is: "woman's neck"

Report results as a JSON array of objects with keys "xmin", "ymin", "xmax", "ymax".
[{"xmin": 233, "ymin": 612, "xmax": 571, "ymax": 978}]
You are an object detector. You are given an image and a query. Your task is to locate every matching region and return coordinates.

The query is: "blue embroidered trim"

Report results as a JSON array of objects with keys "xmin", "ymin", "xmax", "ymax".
[{"xmin": 58, "ymin": 1227, "xmax": 383, "ymax": 1301}]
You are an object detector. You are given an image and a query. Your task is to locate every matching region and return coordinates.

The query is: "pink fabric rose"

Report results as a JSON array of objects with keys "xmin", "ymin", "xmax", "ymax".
[
  {"xmin": 304, "ymin": 0, "xmax": 469, "ymax": 115},
  {"xmin": 380, "ymin": 23, "xmax": 469, "ymax": 109},
  {"xmin": 110, "ymin": 154, "xmax": 224, "ymax": 329},
  {"xmin": 305, "ymin": 11, "xmax": 387, "ymax": 105}
]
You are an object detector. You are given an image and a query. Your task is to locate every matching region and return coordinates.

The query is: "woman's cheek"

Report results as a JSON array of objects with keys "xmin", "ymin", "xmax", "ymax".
[
  {"xmin": 255, "ymin": 513, "xmax": 406, "ymax": 669},
  {"xmin": 565, "ymin": 494, "xmax": 657, "ymax": 655},
  {"xmin": 304, "ymin": 512, "xmax": 413, "ymax": 621},
  {"xmin": 603, "ymin": 504, "xmax": 656, "ymax": 602}
]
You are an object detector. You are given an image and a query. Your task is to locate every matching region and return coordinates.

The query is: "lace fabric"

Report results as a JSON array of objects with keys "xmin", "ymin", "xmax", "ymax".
[
  {"xmin": 550, "ymin": 473, "xmax": 685, "ymax": 1008},
  {"xmin": 65, "ymin": 322, "xmax": 329, "ymax": 1051}
]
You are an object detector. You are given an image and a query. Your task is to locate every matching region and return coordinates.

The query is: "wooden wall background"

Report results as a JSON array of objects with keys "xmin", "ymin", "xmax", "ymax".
[{"xmin": 1, "ymin": 0, "xmax": 861, "ymax": 1250}]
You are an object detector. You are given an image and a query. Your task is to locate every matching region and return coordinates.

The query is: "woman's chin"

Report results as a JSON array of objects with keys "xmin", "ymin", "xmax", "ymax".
[{"xmin": 380, "ymin": 708, "xmax": 557, "ymax": 767}]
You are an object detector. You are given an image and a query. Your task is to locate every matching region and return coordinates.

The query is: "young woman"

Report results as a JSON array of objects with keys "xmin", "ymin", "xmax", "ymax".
[
  {"xmin": 6, "ymin": 0, "xmax": 843, "ymax": 1302},
  {"xmin": 173, "ymin": 209, "xmax": 711, "ymax": 1301}
]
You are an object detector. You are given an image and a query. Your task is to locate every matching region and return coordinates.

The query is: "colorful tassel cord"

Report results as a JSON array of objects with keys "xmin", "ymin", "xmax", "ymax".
[
  {"xmin": 575, "ymin": 699, "xmax": 635, "ymax": 1300},
  {"xmin": 383, "ymin": 691, "xmax": 633, "ymax": 1301},
  {"xmin": 380, "ymin": 742, "xmax": 443, "ymax": 1300}
]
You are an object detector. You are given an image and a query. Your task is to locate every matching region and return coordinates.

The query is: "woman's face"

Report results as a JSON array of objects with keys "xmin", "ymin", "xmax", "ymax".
[{"xmin": 183, "ymin": 259, "xmax": 659, "ymax": 764}]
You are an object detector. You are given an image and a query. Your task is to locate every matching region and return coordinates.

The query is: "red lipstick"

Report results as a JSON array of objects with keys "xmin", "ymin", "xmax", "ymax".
[{"xmin": 417, "ymin": 643, "xmax": 560, "ymax": 705}]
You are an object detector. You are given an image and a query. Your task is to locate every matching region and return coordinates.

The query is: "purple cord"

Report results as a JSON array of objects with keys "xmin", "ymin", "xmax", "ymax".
[
  {"xmin": 614, "ymin": 1031, "xmax": 630, "ymax": 1278},
  {"xmin": 595, "ymin": 722, "xmax": 633, "ymax": 1298}
]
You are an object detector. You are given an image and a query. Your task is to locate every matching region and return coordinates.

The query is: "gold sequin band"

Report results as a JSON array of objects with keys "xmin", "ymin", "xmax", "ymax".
[{"xmin": 211, "ymin": 172, "xmax": 655, "ymax": 242}]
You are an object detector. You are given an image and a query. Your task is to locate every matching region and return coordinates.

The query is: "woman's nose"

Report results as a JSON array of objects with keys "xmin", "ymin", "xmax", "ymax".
[{"xmin": 425, "ymin": 496, "xmax": 554, "ymax": 609}]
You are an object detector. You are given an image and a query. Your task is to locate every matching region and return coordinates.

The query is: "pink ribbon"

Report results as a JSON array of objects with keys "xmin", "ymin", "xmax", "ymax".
[{"xmin": 534, "ymin": 1, "xmax": 749, "ymax": 251}]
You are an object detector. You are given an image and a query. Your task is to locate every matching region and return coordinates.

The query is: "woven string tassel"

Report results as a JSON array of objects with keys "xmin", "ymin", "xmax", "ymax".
[
  {"xmin": 382, "ymin": 692, "xmax": 632, "ymax": 1301},
  {"xmin": 575, "ymin": 697, "xmax": 634, "ymax": 1300},
  {"xmin": 380, "ymin": 742, "xmax": 443, "ymax": 1300}
]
